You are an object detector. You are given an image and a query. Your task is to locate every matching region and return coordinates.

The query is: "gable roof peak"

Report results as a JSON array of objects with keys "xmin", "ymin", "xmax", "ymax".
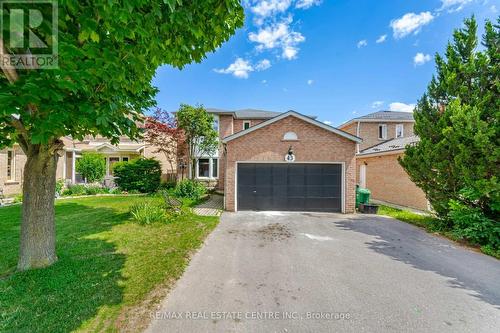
[{"xmin": 222, "ymin": 110, "xmax": 362, "ymax": 143}]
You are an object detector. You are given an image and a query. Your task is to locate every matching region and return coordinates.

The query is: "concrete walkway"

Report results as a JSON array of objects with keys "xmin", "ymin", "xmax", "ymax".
[
  {"xmin": 146, "ymin": 211, "xmax": 500, "ymax": 332},
  {"xmin": 192, "ymin": 194, "xmax": 223, "ymax": 216}
]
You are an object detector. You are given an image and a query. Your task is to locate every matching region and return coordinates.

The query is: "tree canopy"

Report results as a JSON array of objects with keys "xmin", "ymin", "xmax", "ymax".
[
  {"xmin": 0, "ymin": 0, "xmax": 244, "ymax": 149},
  {"xmin": 176, "ymin": 104, "xmax": 218, "ymax": 179},
  {"xmin": 400, "ymin": 17, "xmax": 499, "ymax": 252}
]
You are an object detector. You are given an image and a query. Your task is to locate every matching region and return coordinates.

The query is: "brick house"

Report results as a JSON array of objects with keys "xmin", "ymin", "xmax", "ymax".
[
  {"xmin": 339, "ymin": 111, "xmax": 429, "ymax": 211},
  {"xmin": 189, "ymin": 109, "xmax": 362, "ymax": 213},
  {"xmin": 0, "ymin": 136, "xmax": 174, "ymax": 197}
]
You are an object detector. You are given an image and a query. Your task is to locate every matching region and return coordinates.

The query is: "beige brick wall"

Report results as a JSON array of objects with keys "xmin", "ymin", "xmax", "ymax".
[
  {"xmin": 356, "ymin": 153, "xmax": 428, "ymax": 210},
  {"xmin": 224, "ymin": 116, "xmax": 357, "ymax": 213},
  {"xmin": 143, "ymin": 145, "xmax": 177, "ymax": 181},
  {"xmin": 341, "ymin": 123, "xmax": 357, "ymax": 136},
  {"xmin": 0, "ymin": 147, "xmax": 26, "ymax": 196},
  {"xmin": 340, "ymin": 121, "xmax": 414, "ymax": 151},
  {"xmin": 358, "ymin": 122, "xmax": 414, "ymax": 150}
]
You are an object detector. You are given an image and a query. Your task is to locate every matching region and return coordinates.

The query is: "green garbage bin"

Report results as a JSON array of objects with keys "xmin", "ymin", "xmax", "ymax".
[{"xmin": 356, "ymin": 187, "xmax": 371, "ymax": 208}]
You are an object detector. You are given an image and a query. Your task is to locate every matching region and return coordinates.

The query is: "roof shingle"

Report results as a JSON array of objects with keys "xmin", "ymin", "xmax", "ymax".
[{"xmin": 359, "ymin": 135, "xmax": 419, "ymax": 155}]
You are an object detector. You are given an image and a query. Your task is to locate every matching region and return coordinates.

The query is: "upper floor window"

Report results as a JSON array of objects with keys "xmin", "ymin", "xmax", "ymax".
[
  {"xmin": 283, "ymin": 131, "xmax": 298, "ymax": 140},
  {"xmin": 213, "ymin": 115, "xmax": 219, "ymax": 132},
  {"xmin": 378, "ymin": 124, "xmax": 387, "ymax": 140},
  {"xmin": 396, "ymin": 124, "xmax": 404, "ymax": 138},
  {"xmin": 243, "ymin": 121, "xmax": 251, "ymax": 130}
]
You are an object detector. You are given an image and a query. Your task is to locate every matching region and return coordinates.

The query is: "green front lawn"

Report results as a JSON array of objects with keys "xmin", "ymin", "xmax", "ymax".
[
  {"xmin": 377, "ymin": 205, "xmax": 440, "ymax": 231},
  {"xmin": 0, "ymin": 196, "xmax": 218, "ymax": 332}
]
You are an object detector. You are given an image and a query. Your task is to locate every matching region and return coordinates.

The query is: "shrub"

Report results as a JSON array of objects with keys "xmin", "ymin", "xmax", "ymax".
[
  {"xmin": 113, "ymin": 158, "xmax": 161, "ymax": 193},
  {"xmin": 84, "ymin": 184, "xmax": 108, "ymax": 195},
  {"xmin": 159, "ymin": 180, "xmax": 177, "ymax": 190},
  {"xmin": 129, "ymin": 201, "xmax": 167, "ymax": 225},
  {"xmin": 61, "ymin": 183, "xmax": 109, "ymax": 196},
  {"xmin": 110, "ymin": 188, "xmax": 123, "ymax": 195},
  {"xmin": 449, "ymin": 198, "xmax": 500, "ymax": 251},
  {"xmin": 13, "ymin": 193, "xmax": 23, "ymax": 203},
  {"xmin": 55, "ymin": 180, "xmax": 65, "ymax": 196},
  {"xmin": 75, "ymin": 152, "xmax": 106, "ymax": 183},
  {"xmin": 63, "ymin": 184, "xmax": 87, "ymax": 196},
  {"xmin": 174, "ymin": 179, "xmax": 206, "ymax": 200}
]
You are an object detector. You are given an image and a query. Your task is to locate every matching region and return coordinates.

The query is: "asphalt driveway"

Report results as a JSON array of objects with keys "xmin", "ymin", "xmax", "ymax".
[{"xmin": 146, "ymin": 211, "xmax": 500, "ymax": 333}]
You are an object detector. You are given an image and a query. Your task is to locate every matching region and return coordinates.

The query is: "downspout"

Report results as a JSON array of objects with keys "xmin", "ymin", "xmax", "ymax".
[
  {"xmin": 356, "ymin": 121, "xmax": 361, "ymax": 154},
  {"xmin": 223, "ymin": 142, "xmax": 227, "ymax": 210}
]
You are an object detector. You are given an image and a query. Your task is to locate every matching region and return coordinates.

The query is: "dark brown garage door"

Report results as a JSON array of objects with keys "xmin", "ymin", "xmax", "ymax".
[{"xmin": 237, "ymin": 163, "xmax": 342, "ymax": 212}]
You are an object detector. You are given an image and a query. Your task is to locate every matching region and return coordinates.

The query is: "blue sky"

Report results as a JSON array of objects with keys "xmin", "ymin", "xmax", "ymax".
[{"xmin": 153, "ymin": 0, "xmax": 498, "ymax": 126}]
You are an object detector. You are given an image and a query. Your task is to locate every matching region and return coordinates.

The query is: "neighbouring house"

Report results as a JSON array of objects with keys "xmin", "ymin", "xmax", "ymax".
[
  {"xmin": 184, "ymin": 108, "xmax": 362, "ymax": 213},
  {"xmin": 339, "ymin": 111, "xmax": 429, "ymax": 211},
  {"xmin": 0, "ymin": 135, "xmax": 175, "ymax": 196}
]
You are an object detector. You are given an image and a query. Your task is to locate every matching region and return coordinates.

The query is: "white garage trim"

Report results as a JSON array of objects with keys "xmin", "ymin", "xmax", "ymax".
[{"xmin": 234, "ymin": 161, "xmax": 346, "ymax": 213}]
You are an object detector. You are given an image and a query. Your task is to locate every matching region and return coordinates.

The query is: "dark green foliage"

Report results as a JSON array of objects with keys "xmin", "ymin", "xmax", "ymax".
[
  {"xmin": 174, "ymin": 179, "xmax": 207, "ymax": 201},
  {"xmin": 399, "ymin": 17, "xmax": 499, "ymax": 251},
  {"xmin": 113, "ymin": 158, "xmax": 161, "ymax": 193},
  {"xmin": 75, "ymin": 152, "xmax": 106, "ymax": 183},
  {"xmin": 448, "ymin": 188, "xmax": 500, "ymax": 253},
  {"xmin": 0, "ymin": 1, "xmax": 245, "ymax": 148}
]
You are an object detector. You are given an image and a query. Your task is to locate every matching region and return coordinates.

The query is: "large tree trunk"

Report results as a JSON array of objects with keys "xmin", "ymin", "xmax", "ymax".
[{"xmin": 17, "ymin": 143, "xmax": 60, "ymax": 271}]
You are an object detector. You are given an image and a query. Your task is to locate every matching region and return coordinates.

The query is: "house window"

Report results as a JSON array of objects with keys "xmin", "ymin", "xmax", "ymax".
[
  {"xmin": 122, "ymin": 157, "xmax": 129, "ymax": 162},
  {"xmin": 378, "ymin": 124, "xmax": 387, "ymax": 140},
  {"xmin": 109, "ymin": 157, "xmax": 120, "ymax": 176},
  {"xmin": 396, "ymin": 124, "xmax": 404, "ymax": 138},
  {"xmin": 212, "ymin": 158, "xmax": 218, "ymax": 178},
  {"xmin": 243, "ymin": 121, "xmax": 251, "ymax": 130},
  {"xmin": 196, "ymin": 158, "xmax": 218, "ymax": 179},
  {"xmin": 6, "ymin": 150, "xmax": 14, "ymax": 180},
  {"xmin": 198, "ymin": 159, "xmax": 210, "ymax": 178},
  {"xmin": 213, "ymin": 116, "xmax": 219, "ymax": 132}
]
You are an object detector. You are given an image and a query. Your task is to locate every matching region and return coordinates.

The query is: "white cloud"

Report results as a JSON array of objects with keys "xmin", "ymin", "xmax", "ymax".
[
  {"xmin": 357, "ymin": 39, "xmax": 368, "ymax": 48},
  {"xmin": 255, "ymin": 59, "xmax": 272, "ymax": 71},
  {"xmin": 214, "ymin": 58, "xmax": 253, "ymax": 78},
  {"xmin": 307, "ymin": 79, "xmax": 314, "ymax": 85},
  {"xmin": 439, "ymin": 0, "xmax": 473, "ymax": 12},
  {"xmin": 296, "ymin": 0, "xmax": 322, "ymax": 9},
  {"xmin": 250, "ymin": 0, "xmax": 292, "ymax": 18},
  {"xmin": 214, "ymin": 57, "xmax": 272, "ymax": 78},
  {"xmin": 261, "ymin": 79, "xmax": 268, "ymax": 84},
  {"xmin": 390, "ymin": 12, "xmax": 434, "ymax": 39},
  {"xmin": 413, "ymin": 52, "xmax": 432, "ymax": 66},
  {"xmin": 372, "ymin": 101, "xmax": 384, "ymax": 109},
  {"xmin": 249, "ymin": 18, "xmax": 305, "ymax": 60},
  {"xmin": 389, "ymin": 102, "xmax": 416, "ymax": 113},
  {"xmin": 491, "ymin": 5, "xmax": 497, "ymax": 13},
  {"xmin": 323, "ymin": 120, "xmax": 332, "ymax": 125},
  {"xmin": 376, "ymin": 34, "xmax": 387, "ymax": 43}
]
